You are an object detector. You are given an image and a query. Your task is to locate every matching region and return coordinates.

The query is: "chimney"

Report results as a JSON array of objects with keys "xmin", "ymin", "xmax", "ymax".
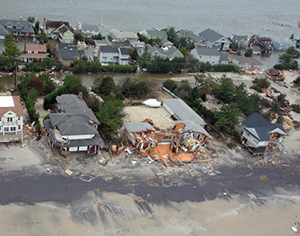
[
  {"xmin": 89, "ymin": 118, "xmax": 93, "ymax": 125},
  {"xmin": 78, "ymin": 92, "xmax": 83, "ymax": 99}
]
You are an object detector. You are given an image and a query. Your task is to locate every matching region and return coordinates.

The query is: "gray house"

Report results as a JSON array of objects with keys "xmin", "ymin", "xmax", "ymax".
[
  {"xmin": 240, "ymin": 112, "xmax": 286, "ymax": 154},
  {"xmin": 191, "ymin": 48, "xmax": 228, "ymax": 65},
  {"xmin": 44, "ymin": 94, "xmax": 103, "ymax": 154},
  {"xmin": 81, "ymin": 24, "xmax": 100, "ymax": 37},
  {"xmin": 57, "ymin": 43, "xmax": 83, "ymax": 66},
  {"xmin": 199, "ymin": 28, "xmax": 230, "ymax": 51},
  {"xmin": 231, "ymin": 35, "xmax": 249, "ymax": 49},
  {"xmin": 142, "ymin": 44, "xmax": 183, "ymax": 60},
  {"xmin": 0, "ymin": 19, "xmax": 34, "ymax": 37},
  {"xmin": 144, "ymin": 29, "xmax": 168, "ymax": 40},
  {"xmin": 176, "ymin": 29, "xmax": 206, "ymax": 48}
]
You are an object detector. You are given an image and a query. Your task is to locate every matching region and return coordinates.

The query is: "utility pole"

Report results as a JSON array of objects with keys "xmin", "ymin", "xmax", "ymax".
[{"xmin": 14, "ymin": 62, "xmax": 17, "ymax": 88}]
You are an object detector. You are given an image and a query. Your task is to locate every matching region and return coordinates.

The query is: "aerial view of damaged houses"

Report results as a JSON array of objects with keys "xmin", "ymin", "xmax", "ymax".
[{"xmin": 0, "ymin": 9, "xmax": 300, "ymax": 235}]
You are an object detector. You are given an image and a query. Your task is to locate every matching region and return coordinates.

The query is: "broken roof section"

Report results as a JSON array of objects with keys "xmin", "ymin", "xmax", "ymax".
[
  {"xmin": 163, "ymin": 98, "xmax": 209, "ymax": 134},
  {"xmin": 174, "ymin": 120, "xmax": 212, "ymax": 138},
  {"xmin": 124, "ymin": 122, "xmax": 155, "ymax": 133}
]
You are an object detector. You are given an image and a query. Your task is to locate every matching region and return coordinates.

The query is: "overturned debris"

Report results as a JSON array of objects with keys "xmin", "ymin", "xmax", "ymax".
[{"xmin": 122, "ymin": 120, "xmax": 211, "ymax": 167}]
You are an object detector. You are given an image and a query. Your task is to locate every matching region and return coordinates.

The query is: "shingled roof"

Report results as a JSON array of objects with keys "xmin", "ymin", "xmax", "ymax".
[{"xmin": 242, "ymin": 112, "xmax": 286, "ymax": 142}]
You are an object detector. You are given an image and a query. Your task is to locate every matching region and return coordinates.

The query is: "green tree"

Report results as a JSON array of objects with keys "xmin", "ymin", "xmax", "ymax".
[
  {"xmin": 135, "ymin": 80, "xmax": 149, "ymax": 97},
  {"xmin": 194, "ymin": 73, "xmax": 206, "ymax": 86},
  {"xmin": 35, "ymin": 33, "xmax": 48, "ymax": 43},
  {"xmin": 215, "ymin": 104, "xmax": 241, "ymax": 134},
  {"xmin": 230, "ymin": 41, "xmax": 239, "ymax": 52},
  {"xmin": 27, "ymin": 16, "xmax": 35, "ymax": 23},
  {"xmin": 244, "ymin": 48, "xmax": 253, "ymax": 57},
  {"xmin": 4, "ymin": 34, "xmax": 21, "ymax": 70},
  {"xmin": 34, "ymin": 21, "xmax": 40, "ymax": 35},
  {"xmin": 279, "ymin": 54, "xmax": 293, "ymax": 64},
  {"xmin": 163, "ymin": 79, "xmax": 177, "ymax": 92},
  {"xmin": 99, "ymin": 76, "xmax": 116, "ymax": 96},
  {"xmin": 179, "ymin": 37, "xmax": 187, "ymax": 48},
  {"xmin": 96, "ymin": 98, "xmax": 124, "ymax": 141},
  {"xmin": 137, "ymin": 51, "xmax": 151, "ymax": 68},
  {"xmin": 180, "ymin": 47, "xmax": 190, "ymax": 57}
]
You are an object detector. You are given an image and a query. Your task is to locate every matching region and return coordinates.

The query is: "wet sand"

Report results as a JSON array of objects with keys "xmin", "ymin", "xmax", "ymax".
[{"xmin": 0, "ymin": 191, "xmax": 299, "ymax": 236}]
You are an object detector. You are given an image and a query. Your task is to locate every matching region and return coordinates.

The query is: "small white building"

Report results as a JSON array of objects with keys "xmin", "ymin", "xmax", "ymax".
[
  {"xmin": 109, "ymin": 28, "xmax": 138, "ymax": 42},
  {"xmin": 0, "ymin": 96, "xmax": 24, "ymax": 143}
]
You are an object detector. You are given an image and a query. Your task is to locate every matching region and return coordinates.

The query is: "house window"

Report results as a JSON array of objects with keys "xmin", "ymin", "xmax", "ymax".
[
  {"xmin": 7, "ymin": 117, "xmax": 13, "ymax": 122},
  {"xmin": 34, "ymin": 51, "xmax": 38, "ymax": 54},
  {"xmin": 4, "ymin": 127, "xmax": 9, "ymax": 132},
  {"xmin": 18, "ymin": 125, "xmax": 21, "ymax": 130},
  {"xmin": 0, "ymin": 126, "xmax": 1, "ymax": 131},
  {"xmin": 18, "ymin": 116, "xmax": 20, "ymax": 121},
  {"xmin": 10, "ymin": 127, "xmax": 16, "ymax": 132},
  {"xmin": 0, "ymin": 117, "xmax": 1, "ymax": 121},
  {"xmin": 28, "ymin": 50, "xmax": 32, "ymax": 53}
]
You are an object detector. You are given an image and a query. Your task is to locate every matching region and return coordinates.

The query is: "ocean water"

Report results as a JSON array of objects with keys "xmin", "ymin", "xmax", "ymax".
[{"xmin": 0, "ymin": 0, "xmax": 299, "ymax": 42}]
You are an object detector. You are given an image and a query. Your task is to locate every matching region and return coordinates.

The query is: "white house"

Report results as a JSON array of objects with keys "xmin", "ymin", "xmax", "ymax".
[
  {"xmin": 0, "ymin": 96, "xmax": 24, "ymax": 143},
  {"xmin": 240, "ymin": 113, "xmax": 286, "ymax": 154},
  {"xmin": 141, "ymin": 44, "xmax": 183, "ymax": 61},
  {"xmin": 81, "ymin": 24, "xmax": 100, "ymax": 37},
  {"xmin": 199, "ymin": 28, "xmax": 230, "ymax": 51},
  {"xmin": 109, "ymin": 29, "xmax": 138, "ymax": 42},
  {"xmin": 191, "ymin": 48, "xmax": 227, "ymax": 65},
  {"xmin": 228, "ymin": 54, "xmax": 263, "ymax": 69},
  {"xmin": 97, "ymin": 46, "xmax": 130, "ymax": 65}
]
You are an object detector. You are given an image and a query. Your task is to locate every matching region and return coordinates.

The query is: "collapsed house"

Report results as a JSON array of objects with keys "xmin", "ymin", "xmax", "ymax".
[
  {"xmin": 240, "ymin": 112, "xmax": 286, "ymax": 155},
  {"xmin": 123, "ymin": 98, "xmax": 212, "ymax": 166}
]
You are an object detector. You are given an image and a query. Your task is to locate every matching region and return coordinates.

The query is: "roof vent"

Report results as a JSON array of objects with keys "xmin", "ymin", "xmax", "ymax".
[{"xmin": 89, "ymin": 118, "xmax": 93, "ymax": 125}]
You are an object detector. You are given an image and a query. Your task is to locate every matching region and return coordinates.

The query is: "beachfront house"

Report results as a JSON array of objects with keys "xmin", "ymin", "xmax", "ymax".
[
  {"xmin": 109, "ymin": 29, "xmax": 138, "ymax": 43},
  {"xmin": 0, "ymin": 96, "xmax": 24, "ymax": 143},
  {"xmin": 240, "ymin": 112, "xmax": 286, "ymax": 155},
  {"xmin": 43, "ymin": 19, "xmax": 73, "ymax": 43},
  {"xmin": 176, "ymin": 29, "xmax": 206, "ymax": 48},
  {"xmin": 191, "ymin": 47, "xmax": 228, "ymax": 65},
  {"xmin": 0, "ymin": 19, "xmax": 34, "ymax": 37},
  {"xmin": 20, "ymin": 42, "xmax": 47, "ymax": 62},
  {"xmin": 140, "ymin": 44, "xmax": 183, "ymax": 61},
  {"xmin": 231, "ymin": 35, "xmax": 249, "ymax": 49},
  {"xmin": 81, "ymin": 24, "xmax": 100, "ymax": 37},
  {"xmin": 44, "ymin": 94, "xmax": 103, "ymax": 154},
  {"xmin": 141, "ymin": 29, "xmax": 168, "ymax": 40},
  {"xmin": 198, "ymin": 28, "xmax": 230, "ymax": 51}
]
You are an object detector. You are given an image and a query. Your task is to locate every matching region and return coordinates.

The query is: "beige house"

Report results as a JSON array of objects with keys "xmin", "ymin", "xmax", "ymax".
[
  {"xmin": 58, "ymin": 26, "xmax": 74, "ymax": 44},
  {"xmin": 20, "ymin": 42, "xmax": 47, "ymax": 62},
  {"xmin": 0, "ymin": 96, "xmax": 24, "ymax": 143}
]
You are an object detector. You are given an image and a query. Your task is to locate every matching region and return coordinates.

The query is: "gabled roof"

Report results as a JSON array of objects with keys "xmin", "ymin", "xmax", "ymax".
[
  {"xmin": 0, "ymin": 96, "xmax": 24, "ymax": 116},
  {"xmin": 0, "ymin": 19, "xmax": 34, "ymax": 34},
  {"xmin": 124, "ymin": 122, "xmax": 155, "ymax": 133},
  {"xmin": 100, "ymin": 46, "xmax": 119, "ymax": 53},
  {"xmin": 56, "ymin": 94, "xmax": 99, "ymax": 124},
  {"xmin": 177, "ymin": 29, "xmax": 202, "ymax": 42},
  {"xmin": 119, "ymin": 48, "xmax": 129, "ymax": 55},
  {"xmin": 49, "ymin": 113, "xmax": 98, "ymax": 135},
  {"xmin": 232, "ymin": 35, "xmax": 248, "ymax": 42},
  {"xmin": 199, "ymin": 28, "xmax": 225, "ymax": 42},
  {"xmin": 242, "ymin": 112, "xmax": 286, "ymax": 141},
  {"xmin": 58, "ymin": 43, "xmax": 80, "ymax": 61},
  {"xmin": 109, "ymin": 29, "xmax": 138, "ymax": 40},
  {"xmin": 195, "ymin": 47, "xmax": 220, "ymax": 56},
  {"xmin": 0, "ymin": 24, "xmax": 8, "ymax": 35},
  {"xmin": 146, "ymin": 29, "xmax": 167, "ymax": 39},
  {"xmin": 25, "ymin": 43, "xmax": 47, "ymax": 52},
  {"xmin": 82, "ymin": 24, "xmax": 99, "ymax": 32},
  {"xmin": 45, "ymin": 20, "xmax": 69, "ymax": 29},
  {"xmin": 58, "ymin": 25, "xmax": 70, "ymax": 34}
]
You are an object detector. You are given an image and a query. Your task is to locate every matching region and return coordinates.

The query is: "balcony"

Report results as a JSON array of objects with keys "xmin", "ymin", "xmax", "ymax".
[{"xmin": 0, "ymin": 131, "xmax": 22, "ymax": 142}]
